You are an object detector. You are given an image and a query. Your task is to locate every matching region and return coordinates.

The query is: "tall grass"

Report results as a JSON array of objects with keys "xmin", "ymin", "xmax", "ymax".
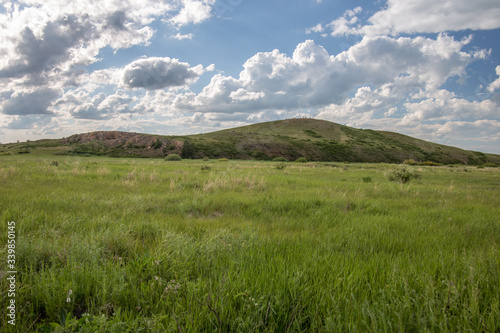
[{"xmin": 0, "ymin": 156, "xmax": 499, "ymax": 332}]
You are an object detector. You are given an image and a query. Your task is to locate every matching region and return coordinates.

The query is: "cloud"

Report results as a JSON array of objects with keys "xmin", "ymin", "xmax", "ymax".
[
  {"xmin": 434, "ymin": 120, "xmax": 500, "ymax": 139},
  {"xmin": 171, "ymin": 32, "xmax": 194, "ymax": 40},
  {"xmin": 70, "ymin": 105, "xmax": 107, "ymax": 120},
  {"xmin": 230, "ymin": 89, "xmax": 265, "ymax": 101},
  {"xmin": 403, "ymin": 90, "xmax": 499, "ymax": 123},
  {"xmin": 0, "ymin": 15, "xmax": 96, "ymax": 80},
  {"xmin": 105, "ymin": 11, "xmax": 129, "ymax": 31},
  {"xmin": 170, "ymin": 0, "xmax": 215, "ymax": 26},
  {"xmin": 1, "ymin": 88, "xmax": 59, "ymax": 115},
  {"xmin": 0, "ymin": 0, "xmax": 216, "ymax": 90},
  {"xmin": 0, "ymin": 2, "xmax": 167, "ymax": 80},
  {"xmin": 176, "ymin": 35, "xmax": 480, "ymax": 114},
  {"xmin": 121, "ymin": 57, "xmax": 205, "ymax": 90},
  {"xmin": 364, "ymin": 0, "xmax": 500, "ymax": 36},
  {"xmin": 56, "ymin": 90, "xmax": 137, "ymax": 120},
  {"xmin": 319, "ymin": 0, "xmax": 500, "ymax": 37},
  {"xmin": 327, "ymin": 7, "xmax": 362, "ymax": 37},
  {"xmin": 306, "ymin": 23, "xmax": 325, "ymax": 34},
  {"xmin": 6, "ymin": 115, "xmax": 53, "ymax": 130},
  {"xmin": 487, "ymin": 66, "xmax": 500, "ymax": 93}
]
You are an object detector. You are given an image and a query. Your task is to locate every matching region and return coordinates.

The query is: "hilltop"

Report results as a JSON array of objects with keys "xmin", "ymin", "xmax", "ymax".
[{"xmin": 1, "ymin": 118, "xmax": 499, "ymax": 165}]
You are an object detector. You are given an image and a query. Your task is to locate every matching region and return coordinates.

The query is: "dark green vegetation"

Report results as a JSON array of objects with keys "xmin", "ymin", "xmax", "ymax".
[
  {"xmin": 1, "ymin": 119, "xmax": 499, "ymax": 165},
  {"xmin": 387, "ymin": 167, "xmax": 421, "ymax": 184},
  {"xmin": 165, "ymin": 154, "xmax": 183, "ymax": 161},
  {"xmin": 0, "ymin": 155, "xmax": 499, "ymax": 332}
]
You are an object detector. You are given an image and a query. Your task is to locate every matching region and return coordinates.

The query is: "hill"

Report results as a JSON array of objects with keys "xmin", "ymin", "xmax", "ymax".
[{"xmin": 1, "ymin": 118, "xmax": 499, "ymax": 165}]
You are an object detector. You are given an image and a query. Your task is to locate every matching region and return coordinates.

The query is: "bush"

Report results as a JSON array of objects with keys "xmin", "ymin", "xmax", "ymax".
[
  {"xmin": 403, "ymin": 159, "xmax": 418, "ymax": 165},
  {"xmin": 303, "ymin": 129, "xmax": 322, "ymax": 138},
  {"xmin": 482, "ymin": 162, "xmax": 498, "ymax": 168},
  {"xmin": 275, "ymin": 163, "xmax": 286, "ymax": 170},
  {"xmin": 404, "ymin": 159, "xmax": 442, "ymax": 166},
  {"xmin": 420, "ymin": 161, "xmax": 442, "ymax": 166},
  {"xmin": 295, "ymin": 157, "xmax": 307, "ymax": 163},
  {"xmin": 387, "ymin": 168, "xmax": 420, "ymax": 184},
  {"xmin": 151, "ymin": 138, "xmax": 162, "ymax": 149},
  {"xmin": 181, "ymin": 140, "xmax": 196, "ymax": 159},
  {"xmin": 218, "ymin": 158, "xmax": 229, "ymax": 162},
  {"xmin": 165, "ymin": 154, "xmax": 182, "ymax": 161},
  {"xmin": 200, "ymin": 164, "xmax": 211, "ymax": 170},
  {"xmin": 203, "ymin": 156, "xmax": 210, "ymax": 161},
  {"xmin": 272, "ymin": 157, "xmax": 288, "ymax": 162}
]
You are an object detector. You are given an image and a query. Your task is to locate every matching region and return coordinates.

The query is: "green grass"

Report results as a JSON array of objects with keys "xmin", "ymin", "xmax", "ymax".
[{"xmin": 1, "ymin": 155, "xmax": 499, "ymax": 332}]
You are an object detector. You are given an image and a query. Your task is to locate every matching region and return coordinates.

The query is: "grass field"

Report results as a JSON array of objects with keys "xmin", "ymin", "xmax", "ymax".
[{"xmin": 1, "ymin": 155, "xmax": 499, "ymax": 332}]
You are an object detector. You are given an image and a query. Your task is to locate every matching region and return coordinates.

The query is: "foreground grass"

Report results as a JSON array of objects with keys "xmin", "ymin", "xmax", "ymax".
[{"xmin": 0, "ymin": 156, "xmax": 499, "ymax": 332}]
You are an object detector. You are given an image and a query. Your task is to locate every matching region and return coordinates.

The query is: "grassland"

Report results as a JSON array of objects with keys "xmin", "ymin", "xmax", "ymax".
[{"xmin": 0, "ymin": 155, "xmax": 499, "ymax": 332}]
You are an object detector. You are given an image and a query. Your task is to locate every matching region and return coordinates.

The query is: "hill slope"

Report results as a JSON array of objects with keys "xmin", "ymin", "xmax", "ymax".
[{"xmin": 1, "ymin": 118, "xmax": 499, "ymax": 165}]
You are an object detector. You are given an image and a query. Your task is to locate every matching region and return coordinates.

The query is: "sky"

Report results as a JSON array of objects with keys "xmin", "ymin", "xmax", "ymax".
[{"xmin": 1, "ymin": 0, "xmax": 500, "ymax": 154}]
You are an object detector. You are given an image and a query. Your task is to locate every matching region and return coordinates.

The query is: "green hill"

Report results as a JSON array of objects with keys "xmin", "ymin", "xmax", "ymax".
[{"xmin": 1, "ymin": 118, "xmax": 499, "ymax": 165}]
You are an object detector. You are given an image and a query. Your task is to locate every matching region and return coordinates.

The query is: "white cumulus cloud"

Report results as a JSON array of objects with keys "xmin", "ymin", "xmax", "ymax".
[
  {"xmin": 0, "ymin": 0, "xmax": 218, "ymax": 124},
  {"xmin": 365, "ymin": 0, "xmax": 500, "ymax": 36},
  {"xmin": 177, "ymin": 35, "xmax": 480, "ymax": 114},
  {"xmin": 170, "ymin": 0, "xmax": 215, "ymax": 26},
  {"xmin": 1, "ymin": 88, "xmax": 59, "ymax": 115},
  {"xmin": 171, "ymin": 32, "xmax": 194, "ymax": 40},
  {"xmin": 121, "ymin": 57, "xmax": 206, "ymax": 90},
  {"xmin": 487, "ymin": 66, "xmax": 500, "ymax": 93},
  {"xmin": 318, "ymin": 0, "xmax": 500, "ymax": 37},
  {"xmin": 230, "ymin": 89, "xmax": 265, "ymax": 101}
]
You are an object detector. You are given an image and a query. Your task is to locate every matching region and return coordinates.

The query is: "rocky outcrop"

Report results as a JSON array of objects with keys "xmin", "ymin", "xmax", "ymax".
[
  {"xmin": 63, "ymin": 131, "xmax": 183, "ymax": 157},
  {"xmin": 64, "ymin": 131, "xmax": 149, "ymax": 147}
]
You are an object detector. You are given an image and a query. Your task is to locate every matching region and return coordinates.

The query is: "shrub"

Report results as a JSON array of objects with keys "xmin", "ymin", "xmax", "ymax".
[
  {"xmin": 181, "ymin": 140, "xmax": 196, "ymax": 159},
  {"xmin": 403, "ymin": 159, "xmax": 418, "ymax": 165},
  {"xmin": 482, "ymin": 162, "xmax": 498, "ymax": 168},
  {"xmin": 203, "ymin": 156, "xmax": 210, "ymax": 161},
  {"xmin": 275, "ymin": 163, "xmax": 286, "ymax": 170},
  {"xmin": 200, "ymin": 164, "xmax": 211, "ymax": 170},
  {"xmin": 303, "ymin": 129, "xmax": 322, "ymax": 138},
  {"xmin": 295, "ymin": 157, "xmax": 307, "ymax": 163},
  {"xmin": 387, "ymin": 168, "xmax": 420, "ymax": 184},
  {"xmin": 151, "ymin": 138, "xmax": 162, "ymax": 149},
  {"xmin": 273, "ymin": 157, "xmax": 288, "ymax": 162},
  {"xmin": 165, "ymin": 154, "xmax": 182, "ymax": 161},
  {"xmin": 218, "ymin": 158, "xmax": 229, "ymax": 162},
  {"xmin": 404, "ymin": 159, "xmax": 442, "ymax": 166},
  {"xmin": 420, "ymin": 161, "xmax": 442, "ymax": 166}
]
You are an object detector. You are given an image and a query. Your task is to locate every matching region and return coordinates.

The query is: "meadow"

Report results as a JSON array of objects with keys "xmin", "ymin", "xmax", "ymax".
[{"xmin": 0, "ymin": 155, "xmax": 499, "ymax": 332}]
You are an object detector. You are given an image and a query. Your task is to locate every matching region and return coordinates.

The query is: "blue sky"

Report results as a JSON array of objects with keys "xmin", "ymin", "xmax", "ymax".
[{"xmin": 1, "ymin": 0, "xmax": 500, "ymax": 154}]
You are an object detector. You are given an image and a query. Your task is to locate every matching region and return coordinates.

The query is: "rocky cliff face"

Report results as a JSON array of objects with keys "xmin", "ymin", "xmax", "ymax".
[
  {"xmin": 63, "ymin": 131, "xmax": 183, "ymax": 157},
  {"xmin": 65, "ymin": 131, "xmax": 151, "ymax": 147}
]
